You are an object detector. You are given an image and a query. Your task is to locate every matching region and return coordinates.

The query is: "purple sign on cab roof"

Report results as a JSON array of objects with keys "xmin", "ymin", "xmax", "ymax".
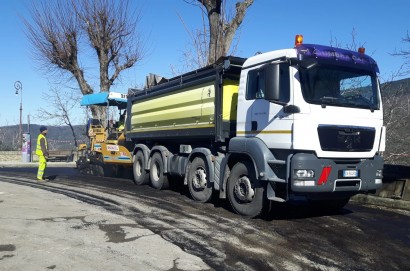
[{"xmin": 296, "ymin": 44, "xmax": 379, "ymax": 72}]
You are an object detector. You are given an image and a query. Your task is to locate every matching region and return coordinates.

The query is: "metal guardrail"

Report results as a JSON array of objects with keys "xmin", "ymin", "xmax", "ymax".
[
  {"xmin": 383, "ymin": 164, "xmax": 410, "ymax": 180},
  {"xmin": 377, "ymin": 165, "xmax": 410, "ymax": 201},
  {"xmin": 47, "ymin": 150, "xmax": 75, "ymax": 162}
]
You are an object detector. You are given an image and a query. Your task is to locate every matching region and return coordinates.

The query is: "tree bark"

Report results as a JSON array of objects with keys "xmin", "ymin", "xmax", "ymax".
[{"xmin": 199, "ymin": 0, "xmax": 254, "ymax": 65}]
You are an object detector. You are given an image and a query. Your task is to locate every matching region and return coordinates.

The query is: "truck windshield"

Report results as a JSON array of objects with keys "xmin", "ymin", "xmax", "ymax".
[{"xmin": 299, "ymin": 65, "xmax": 380, "ymax": 110}]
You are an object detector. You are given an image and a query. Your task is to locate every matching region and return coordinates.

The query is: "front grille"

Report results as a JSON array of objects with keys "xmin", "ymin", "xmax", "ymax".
[
  {"xmin": 333, "ymin": 159, "xmax": 361, "ymax": 164},
  {"xmin": 318, "ymin": 125, "xmax": 375, "ymax": 152}
]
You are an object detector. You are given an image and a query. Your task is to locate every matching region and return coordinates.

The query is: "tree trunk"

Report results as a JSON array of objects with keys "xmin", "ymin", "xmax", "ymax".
[
  {"xmin": 68, "ymin": 122, "xmax": 78, "ymax": 148},
  {"xmin": 89, "ymin": 105, "xmax": 107, "ymax": 128},
  {"xmin": 200, "ymin": 0, "xmax": 254, "ymax": 65},
  {"xmin": 207, "ymin": 2, "xmax": 222, "ymax": 65}
]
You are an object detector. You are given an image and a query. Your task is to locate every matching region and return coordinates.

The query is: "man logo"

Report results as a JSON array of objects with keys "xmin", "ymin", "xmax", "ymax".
[{"xmin": 338, "ymin": 129, "xmax": 361, "ymax": 150}]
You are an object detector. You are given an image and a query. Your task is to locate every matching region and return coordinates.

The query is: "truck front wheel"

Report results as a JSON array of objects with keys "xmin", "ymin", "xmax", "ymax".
[
  {"xmin": 188, "ymin": 157, "xmax": 213, "ymax": 203},
  {"xmin": 227, "ymin": 161, "xmax": 265, "ymax": 218},
  {"xmin": 149, "ymin": 152, "xmax": 169, "ymax": 190},
  {"xmin": 133, "ymin": 151, "xmax": 149, "ymax": 185}
]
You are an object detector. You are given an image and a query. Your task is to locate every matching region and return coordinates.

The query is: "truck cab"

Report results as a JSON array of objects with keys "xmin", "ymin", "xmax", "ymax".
[{"xmin": 230, "ymin": 35, "xmax": 384, "ymax": 214}]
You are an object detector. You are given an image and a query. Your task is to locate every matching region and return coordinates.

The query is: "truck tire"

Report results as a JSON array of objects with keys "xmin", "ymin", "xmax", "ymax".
[
  {"xmin": 149, "ymin": 152, "xmax": 169, "ymax": 190},
  {"xmin": 227, "ymin": 161, "xmax": 265, "ymax": 218},
  {"xmin": 188, "ymin": 157, "xmax": 213, "ymax": 203},
  {"xmin": 133, "ymin": 151, "xmax": 149, "ymax": 185}
]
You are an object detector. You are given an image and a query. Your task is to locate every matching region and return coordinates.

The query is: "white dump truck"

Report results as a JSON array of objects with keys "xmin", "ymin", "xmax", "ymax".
[{"xmin": 124, "ymin": 35, "xmax": 385, "ymax": 217}]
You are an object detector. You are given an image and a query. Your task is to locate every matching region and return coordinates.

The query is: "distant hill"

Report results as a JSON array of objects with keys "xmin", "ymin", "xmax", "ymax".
[
  {"xmin": 381, "ymin": 77, "xmax": 410, "ymax": 96},
  {"xmin": 0, "ymin": 124, "xmax": 88, "ymax": 151}
]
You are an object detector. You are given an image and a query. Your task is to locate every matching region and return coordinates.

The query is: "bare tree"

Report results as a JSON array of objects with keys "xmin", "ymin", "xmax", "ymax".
[
  {"xmin": 173, "ymin": 11, "xmax": 209, "ymax": 72},
  {"xmin": 0, "ymin": 127, "xmax": 21, "ymax": 151},
  {"xmin": 393, "ymin": 31, "xmax": 410, "ymax": 76},
  {"xmin": 381, "ymin": 74, "xmax": 410, "ymax": 165},
  {"xmin": 23, "ymin": 0, "xmax": 145, "ymax": 125},
  {"xmin": 330, "ymin": 28, "xmax": 366, "ymax": 51},
  {"xmin": 37, "ymin": 87, "xmax": 82, "ymax": 147},
  {"xmin": 329, "ymin": 29, "xmax": 410, "ymax": 165},
  {"xmin": 182, "ymin": 0, "xmax": 254, "ymax": 67},
  {"xmin": 382, "ymin": 32, "xmax": 410, "ymax": 165}
]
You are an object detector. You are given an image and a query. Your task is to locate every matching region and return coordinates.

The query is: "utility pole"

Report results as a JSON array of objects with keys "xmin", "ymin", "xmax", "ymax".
[{"xmin": 14, "ymin": 81, "xmax": 23, "ymax": 149}]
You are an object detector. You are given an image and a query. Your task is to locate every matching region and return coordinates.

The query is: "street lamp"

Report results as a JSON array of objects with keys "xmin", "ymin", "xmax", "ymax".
[{"xmin": 14, "ymin": 81, "xmax": 23, "ymax": 149}]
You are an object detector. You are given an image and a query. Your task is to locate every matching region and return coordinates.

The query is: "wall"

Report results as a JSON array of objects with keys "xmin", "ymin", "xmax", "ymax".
[
  {"xmin": 0, "ymin": 151, "xmax": 75, "ymax": 162},
  {"xmin": 0, "ymin": 151, "xmax": 24, "ymax": 162}
]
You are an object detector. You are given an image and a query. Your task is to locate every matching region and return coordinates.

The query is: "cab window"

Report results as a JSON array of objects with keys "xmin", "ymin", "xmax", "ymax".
[
  {"xmin": 246, "ymin": 69, "xmax": 265, "ymax": 100},
  {"xmin": 246, "ymin": 63, "xmax": 290, "ymax": 103}
]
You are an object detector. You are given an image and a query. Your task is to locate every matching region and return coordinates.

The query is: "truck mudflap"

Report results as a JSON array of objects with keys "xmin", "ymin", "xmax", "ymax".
[{"xmin": 290, "ymin": 153, "xmax": 383, "ymax": 193}]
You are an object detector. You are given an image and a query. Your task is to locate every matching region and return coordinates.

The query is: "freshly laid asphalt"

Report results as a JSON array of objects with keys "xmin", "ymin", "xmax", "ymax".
[
  {"xmin": 1, "ymin": 161, "xmax": 409, "ymax": 211},
  {"xmin": 0, "ymin": 161, "xmax": 409, "ymax": 270}
]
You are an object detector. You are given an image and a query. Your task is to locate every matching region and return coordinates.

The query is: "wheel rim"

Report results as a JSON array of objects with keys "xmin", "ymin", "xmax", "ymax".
[
  {"xmin": 191, "ymin": 167, "xmax": 207, "ymax": 190},
  {"xmin": 152, "ymin": 161, "xmax": 160, "ymax": 182},
  {"xmin": 233, "ymin": 176, "xmax": 255, "ymax": 203},
  {"xmin": 135, "ymin": 159, "xmax": 142, "ymax": 177}
]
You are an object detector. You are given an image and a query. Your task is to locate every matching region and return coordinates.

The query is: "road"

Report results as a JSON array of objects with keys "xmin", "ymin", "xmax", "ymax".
[{"xmin": 1, "ymin": 165, "xmax": 409, "ymax": 271}]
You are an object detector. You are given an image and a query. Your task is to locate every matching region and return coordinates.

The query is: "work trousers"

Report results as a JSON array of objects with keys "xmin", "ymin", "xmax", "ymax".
[{"xmin": 37, "ymin": 155, "xmax": 47, "ymax": 180}]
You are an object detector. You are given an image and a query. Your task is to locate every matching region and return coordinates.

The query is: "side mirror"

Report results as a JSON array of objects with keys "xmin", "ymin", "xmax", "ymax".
[{"xmin": 264, "ymin": 64, "xmax": 280, "ymax": 102}]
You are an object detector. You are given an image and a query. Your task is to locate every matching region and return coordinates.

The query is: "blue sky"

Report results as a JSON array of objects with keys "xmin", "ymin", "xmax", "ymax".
[{"xmin": 1, "ymin": 0, "xmax": 409, "ymax": 127}]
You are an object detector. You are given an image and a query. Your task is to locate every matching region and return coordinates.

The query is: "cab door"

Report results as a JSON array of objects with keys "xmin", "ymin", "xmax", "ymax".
[{"xmin": 237, "ymin": 63, "xmax": 293, "ymax": 150}]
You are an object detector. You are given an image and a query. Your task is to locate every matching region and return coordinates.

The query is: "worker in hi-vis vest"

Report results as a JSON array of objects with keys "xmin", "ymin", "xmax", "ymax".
[{"xmin": 36, "ymin": 126, "xmax": 49, "ymax": 182}]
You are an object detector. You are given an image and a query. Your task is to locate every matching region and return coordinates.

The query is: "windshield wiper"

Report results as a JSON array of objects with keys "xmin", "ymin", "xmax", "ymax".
[
  {"xmin": 342, "ymin": 95, "xmax": 376, "ymax": 112},
  {"xmin": 320, "ymin": 96, "xmax": 339, "ymax": 108}
]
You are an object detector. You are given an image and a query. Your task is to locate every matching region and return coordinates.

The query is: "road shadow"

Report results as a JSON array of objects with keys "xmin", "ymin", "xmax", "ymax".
[
  {"xmin": 263, "ymin": 202, "xmax": 353, "ymax": 221},
  {"xmin": 46, "ymin": 175, "xmax": 58, "ymax": 181}
]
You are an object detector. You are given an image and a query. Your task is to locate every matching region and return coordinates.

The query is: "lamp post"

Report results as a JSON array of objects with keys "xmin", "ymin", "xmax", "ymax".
[{"xmin": 14, "ymin": 81, "xmax": 23, "ymax": 149}]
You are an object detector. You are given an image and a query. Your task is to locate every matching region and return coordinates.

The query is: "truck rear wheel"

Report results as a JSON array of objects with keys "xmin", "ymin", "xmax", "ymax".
[
  {"xmin": 227, "ymin": 161, "xmax": 265, "ymax": 218},
  {"xmin": 149, "ymin": 152, "xmax": 169, "ymax": 190},
  {"xmin": 133, "ymin": 151, "xmax": 149, "ymax": 185},
  {"xmin": 188, "ymin": 157, "xmax": 213, "ymax": 203}
]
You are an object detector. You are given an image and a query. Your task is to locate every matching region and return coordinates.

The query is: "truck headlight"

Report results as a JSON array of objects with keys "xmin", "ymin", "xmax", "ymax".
[
  {"xmin": 294, "ymin": 169, "xmax": 315, "ymax": 178},
  {"xmin": 374, "ymin": 169, "xmax": 383, "ymax": 185}
]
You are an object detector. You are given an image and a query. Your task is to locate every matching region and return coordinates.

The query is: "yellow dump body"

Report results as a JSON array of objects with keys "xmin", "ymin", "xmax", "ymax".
[
  {"xmin": 126, "ymin": 57, "xmax": 244, "ymax": 143},
  {"xmin": 129, "ymin": 79, "xmax": 238, "ymax": 134}
]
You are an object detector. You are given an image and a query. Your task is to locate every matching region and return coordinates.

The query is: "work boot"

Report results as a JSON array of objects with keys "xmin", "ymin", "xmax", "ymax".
[{"xmin": 37, "ymin": 178, "xmax": 47, "ymax": 183}]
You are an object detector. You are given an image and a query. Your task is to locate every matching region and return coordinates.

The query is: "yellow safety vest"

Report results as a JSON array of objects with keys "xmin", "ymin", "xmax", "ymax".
[
  {"xmin": 118, "ymin": 123, "xmax": 124, "ymax": 131},
  {"xmin": 36, "ymin": 134, "xmax": 47, "ymax": 156}
]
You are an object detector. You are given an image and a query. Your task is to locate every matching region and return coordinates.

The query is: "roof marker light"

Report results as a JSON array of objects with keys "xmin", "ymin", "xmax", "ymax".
[
  {"xmin": 295, "ymin": 34, "xmax": 303, "ymax": 47},
  {"xmin": 358, "ymin": 47, "xmax": 366, "ymax": 54}
]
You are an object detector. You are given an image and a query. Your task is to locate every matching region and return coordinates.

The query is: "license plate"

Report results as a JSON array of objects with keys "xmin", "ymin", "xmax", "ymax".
[{"xmin": 343, "ymin": 169, "xmax": 358, "ymax": 178}]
